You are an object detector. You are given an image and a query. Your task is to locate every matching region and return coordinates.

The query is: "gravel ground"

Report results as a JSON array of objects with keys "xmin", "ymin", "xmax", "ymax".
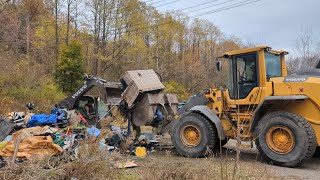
[{"xmin": 225, "ymin": 140, "xmax": 320, "ymax": 180}]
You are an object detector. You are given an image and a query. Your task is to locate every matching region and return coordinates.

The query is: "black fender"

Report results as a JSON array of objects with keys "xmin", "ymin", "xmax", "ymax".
[
  {"xmin": 190, "ymin": 105, "xmax": 226, "ymax": 140},
  {"xmin": 250, "ymin": 95, "xmax": 308, "ymax": 132},
  {"xmin": 176, "ymin": 93, "xmax": 209, "ymax": 116}
]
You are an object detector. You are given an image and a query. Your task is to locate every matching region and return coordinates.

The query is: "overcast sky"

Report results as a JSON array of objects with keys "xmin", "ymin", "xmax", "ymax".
[{"xmin": 143, "ymin": 0, "xmax": 320, "ymax": 56}]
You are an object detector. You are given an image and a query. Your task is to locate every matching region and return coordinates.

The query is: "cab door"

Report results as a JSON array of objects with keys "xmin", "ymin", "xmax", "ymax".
[
  {"xmin": 228, "ymin": 52, "xmax": 259, "ymax": 101},
  {"xmin": 225, "ymin": 50, "xmax": 273, "ymax": 106}
]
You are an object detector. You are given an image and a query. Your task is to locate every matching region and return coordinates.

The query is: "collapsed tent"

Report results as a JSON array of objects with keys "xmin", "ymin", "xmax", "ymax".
[{"xmin": 0, "ymin": 126, "xmax": 62, "ymax": 159}]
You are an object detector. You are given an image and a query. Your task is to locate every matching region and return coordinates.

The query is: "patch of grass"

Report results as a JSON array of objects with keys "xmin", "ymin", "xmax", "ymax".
[
  {"xmin": 0, "ymin": 145, "xmax": 275, "ymax": 180},
  {"xmin": 124, "ymin": 152, "xmax": 273, "ymax": 180}
]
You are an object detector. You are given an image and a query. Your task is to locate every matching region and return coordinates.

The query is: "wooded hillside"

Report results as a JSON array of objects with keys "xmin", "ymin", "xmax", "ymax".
[
  {"xmin": 0, "ymin": 0, "xmax": 318, "ymax": 113},
  {"xmin": 0, "ymin": 0, "xmax": 242, "ymax": 113}
]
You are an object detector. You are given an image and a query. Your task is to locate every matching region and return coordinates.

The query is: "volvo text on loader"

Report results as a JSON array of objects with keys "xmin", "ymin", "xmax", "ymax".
[{"xmin": 171, "ymin": 46, "xmax": 320, "ymax": 167}]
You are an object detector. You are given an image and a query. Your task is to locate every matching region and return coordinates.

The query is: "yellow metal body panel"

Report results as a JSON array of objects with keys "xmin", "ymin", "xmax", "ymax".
[
  {"xmin": 223, "ymin": 46, "xmax": 270, "ymax": 56},
  {"xmin": 222, "ymin": 46, "xmax": 288, "ymax": 57},
  {"xmin": 220, "ymin": 118, "xmax": 235, "ymax": 137},
  {"xmin": 281, "ymin": 54, "xmax": 288, "ymax": 76},
  {"xmin": 271, "ymin": 77, "xmax": 320, "ymax": 144},
  {"xmin": 205, "ymin": 89, "xmax": 223, "ymax": 114}
]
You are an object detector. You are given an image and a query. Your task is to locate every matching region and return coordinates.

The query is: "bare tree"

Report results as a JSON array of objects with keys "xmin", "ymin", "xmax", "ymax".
[
  {"xmin": 287, "ymin": 27, "xmax": 320, "ymax": 73},
  {"xmin": 296, "ymin": 27, "xmax": 320, "ymax": 67},
  {"xmin": 66, "ymin": 0, "xmax": 71, "ymax": 46}
]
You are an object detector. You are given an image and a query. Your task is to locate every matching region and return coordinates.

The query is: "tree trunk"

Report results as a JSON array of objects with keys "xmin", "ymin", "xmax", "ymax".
[
  {"xmin": 26, "ymin": 12, "xmax": 30, "ymax": 55},
  {"xmin": 66, "ymin": 0, "xmax": 71, "ymax": 46},
  {"xmin": 55, "ymin": 0, "xmax": 59, "ymax": 64},
  {"xmin": 74, "ymin": 1, "xmax": 78, "ymax": 38}
]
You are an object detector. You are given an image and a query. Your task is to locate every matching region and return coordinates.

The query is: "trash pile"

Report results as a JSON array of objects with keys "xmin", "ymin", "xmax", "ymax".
[
  {"xmin": 0, "ymin": 105, "xmax": 162, "ymax": 169},
  {"xmin": 0, "ymin": 69, "xmax": 178, "ymax": 169},
  {"xmin": 98, "ymin": 126, "xmax": 160, "ymax": 157},
  {"xmin": 0, "ymin": 108, "xmax": 96, "ymax": 162}
]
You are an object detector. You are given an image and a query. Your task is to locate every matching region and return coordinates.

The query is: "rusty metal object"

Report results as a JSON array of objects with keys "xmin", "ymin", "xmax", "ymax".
[
  {"xmin": 131, "ymin": 93, "xmax": 178, "ymax": 126},
  {"xmin": 120, "ymin": 69, "xmax": 178, "ymax": 127},
  {"xmin": 131, "ymin": 93, "xmax": 165, "ymax": 126},
  {"xmin": 121, "ymin": 69, "xmax": 164, "ymax": 108}
]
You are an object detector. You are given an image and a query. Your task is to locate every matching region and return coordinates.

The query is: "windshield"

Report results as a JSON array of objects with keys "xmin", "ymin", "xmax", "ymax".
[{"xmin": 265, "ymin": 52, "xmax": 281, "ymax": 79}]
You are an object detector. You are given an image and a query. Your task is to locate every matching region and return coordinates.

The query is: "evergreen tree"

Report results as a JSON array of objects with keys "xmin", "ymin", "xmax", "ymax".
[{"xmin": 55, "ymin": 41, "xmax": 85, "ymax": 93}]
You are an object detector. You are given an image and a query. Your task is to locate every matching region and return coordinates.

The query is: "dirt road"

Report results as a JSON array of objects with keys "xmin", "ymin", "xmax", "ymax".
[{"xmin": 225, "ymin": 140, "xmax": 320, "ymax": 180}]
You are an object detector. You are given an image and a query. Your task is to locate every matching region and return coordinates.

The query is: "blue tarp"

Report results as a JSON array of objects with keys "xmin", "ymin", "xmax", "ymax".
[
  {"xmin": 27, "ymin": 107, "xmax": 66, "ymax": 127},
  {"xmin": 87, "ymin": 126, "xmax": 101, "ymax": 138},
  {"xmin": 27, "ymin": 114, "xmax": 58, "ymax": 127}
]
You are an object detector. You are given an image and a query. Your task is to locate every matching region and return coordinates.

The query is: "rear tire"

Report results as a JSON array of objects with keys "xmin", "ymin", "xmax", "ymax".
[
  {"xmin": 172, "ymin": 113, "xmax": 217, "ymax": 157},
  {"xmin": 255, "ymin": 111, "xmax": 317, "ymax": 167}
]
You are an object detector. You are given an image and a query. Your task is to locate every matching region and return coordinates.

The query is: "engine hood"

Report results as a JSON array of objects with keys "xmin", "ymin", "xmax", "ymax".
[{"xmin": 294, "ymin": 68, "xmax": 320, "ymax": 76}]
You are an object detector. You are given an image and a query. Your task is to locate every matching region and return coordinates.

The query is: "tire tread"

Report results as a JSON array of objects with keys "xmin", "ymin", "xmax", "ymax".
[
  {"xmin": 255, "ymin": 111, "xmax": 317, "ymax": 167},
  {"xmin": 172, "ymin": 112, "xmax": 217, "ymax": 157}
]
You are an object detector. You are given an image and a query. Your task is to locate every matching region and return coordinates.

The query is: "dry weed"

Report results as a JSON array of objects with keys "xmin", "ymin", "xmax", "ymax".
[{"xmin": 0, "ymin": 145, "xmax": 133, "ymax": 180}]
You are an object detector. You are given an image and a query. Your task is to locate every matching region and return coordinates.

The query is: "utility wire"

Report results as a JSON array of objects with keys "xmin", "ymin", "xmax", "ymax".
[
  {"xmin": 124, "ymin": 0, "xmax": 255, "ymax": 29},
  {"xmin": 116, "ymin": 0, "xmax": 262, "ymax": 33},
  {"xmin": 115, "ymin": 0, "xmax": 224, "ymax": 28},
  {"xmin": 142, "ymin": 0, "xmax": 158, "ymax": 3},
  {"xmin": 102, "ymin": 0, "xmax": 179, "ymax": 23},
  {"xmin": 111, "ymin": 0, "xmax": 170, "ymax": 18},
  {"xmin": 127, "ymin": 0, "xmax": 222, "ymax": 15},
  {"xmin": 178, "ymin": 0, "xmax": 221, "ymax": 12},
  {"xmin": 148, "ymin": 0, "xmax": 169, "ymax": 5},
  {"xmin": 112, "ymin": 0, "xmax": 221, "ymax": 28},
  {"xmin": 184, "ymin": 0, "xmax": 237, "ymax": 14},
  {"xmin": 122, "ymin": 0, "xmax": 169, "ymax": 12},
  {"xmin": 155, "ymin": 0, "xmax": 183, "ymax": 8},
  {"xmin": 194, "ymin": 0, "xmax": 262, "ymax": 17}
]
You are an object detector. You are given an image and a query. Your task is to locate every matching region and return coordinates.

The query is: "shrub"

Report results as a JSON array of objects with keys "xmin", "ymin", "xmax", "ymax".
[
  {"xmin": 55, "ymin": 41, "xmax": 85, "ymax": 93},
  {"xmin": 163, "ymin": 80, "xmax": 190, "ymax": 101}
]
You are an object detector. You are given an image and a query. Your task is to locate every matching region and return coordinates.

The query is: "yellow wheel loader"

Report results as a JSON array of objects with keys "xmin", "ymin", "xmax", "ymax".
[{"xmin": 171, "ymin": 46, "xmax": 320, "ymax": 167}]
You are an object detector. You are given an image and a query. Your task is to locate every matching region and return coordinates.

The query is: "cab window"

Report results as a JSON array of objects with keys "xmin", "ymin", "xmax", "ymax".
[{"xmin": 265, "ymin": 52, "xmax": 281, "ymax": 79}]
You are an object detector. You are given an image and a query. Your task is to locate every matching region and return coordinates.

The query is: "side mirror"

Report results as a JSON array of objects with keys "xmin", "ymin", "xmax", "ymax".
[{"xmin": 216, "ymin": 61, "xmax": 222, "ymax": 71}]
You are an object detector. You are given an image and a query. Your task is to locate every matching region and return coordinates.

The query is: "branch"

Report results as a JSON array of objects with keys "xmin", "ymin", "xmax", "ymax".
[{"xmin": 0, "ymin": 1, "xmax": 9, "ymax": 14}]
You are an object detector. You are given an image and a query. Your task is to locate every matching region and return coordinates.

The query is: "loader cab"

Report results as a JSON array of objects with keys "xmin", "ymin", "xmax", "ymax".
[{"xmin": 216, "ymin": 46, "xmax": 288, "ymax": 104}]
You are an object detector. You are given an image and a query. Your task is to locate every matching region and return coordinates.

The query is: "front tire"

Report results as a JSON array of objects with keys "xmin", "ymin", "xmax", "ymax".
[
  {"xmin": 172, "ymin": 113, "xmax": 217, "ymax": 157},
  {"xmin": 255, "ymin": 112, "xmax": 317, "ymax": 167}
]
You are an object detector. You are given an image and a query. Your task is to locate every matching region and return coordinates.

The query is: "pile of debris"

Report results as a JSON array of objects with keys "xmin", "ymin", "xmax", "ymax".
[
  {"xmin": 0, "ymin": 108, "xmax": 156, "ymax": 166},
  {"xmin": 0, "ymin": 69, "xmax": 178, "ymax": 169},
  {"xmin": 0, "ymin": 109, "xmax": 99, "ymax": 161}
]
